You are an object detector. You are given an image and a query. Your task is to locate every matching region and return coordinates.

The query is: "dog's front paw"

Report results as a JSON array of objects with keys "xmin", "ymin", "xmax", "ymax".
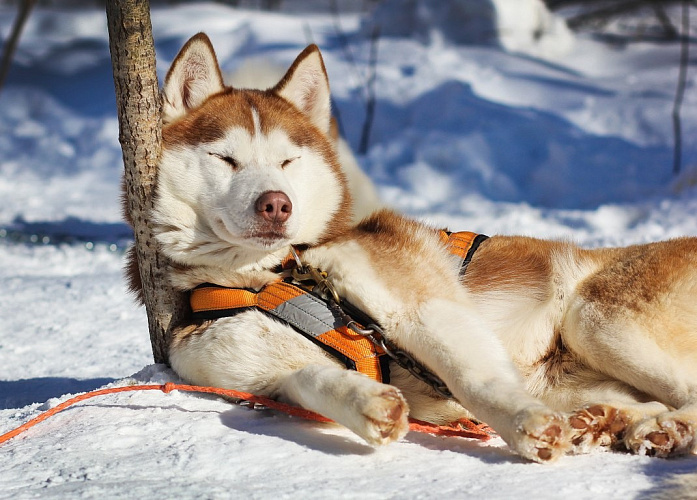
[
  {"xmin": 357, "ymin": 387, "xmax": 410, "ymax": 446},
  {"xmin": 510, "ymin": 408, "xmax": 571, "ymax": 463},
  {"xmin": 624, "ymin": 414, "xmax": 695, "ymax": 457},
  {"xmin": 569, "ymin": 404, "xmax": 630, "ymax": 453}
]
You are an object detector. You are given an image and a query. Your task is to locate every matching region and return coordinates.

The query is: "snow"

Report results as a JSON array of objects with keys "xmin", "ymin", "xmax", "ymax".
[{"xmin": 1, "ymin": 1, "xmax": 696, "ymax": 497}]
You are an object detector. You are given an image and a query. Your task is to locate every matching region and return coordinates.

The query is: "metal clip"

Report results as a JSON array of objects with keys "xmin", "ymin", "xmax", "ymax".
[
  {"xmin": 346, "ymin": 321, "xmax": 375, "ymax": 336},
  {"xmin": 289, "ymin": 248, "xmax": 341, "ymax": 304},
  {"xmin": 312, "ymin": 268, "xmax": 342, "ymax": 305},
  {"xmin": 289, "ymin": 246, "xmax": 303, "ymax": 269},
  {"xmin": 236, "ymin": 399, "xmax": 268, "ymax": 411}
]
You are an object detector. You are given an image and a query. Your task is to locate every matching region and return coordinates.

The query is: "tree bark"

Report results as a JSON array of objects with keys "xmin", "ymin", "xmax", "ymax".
[{"xmin": 106, "ymin": 0, "xmax": 188, "ymax": 364}]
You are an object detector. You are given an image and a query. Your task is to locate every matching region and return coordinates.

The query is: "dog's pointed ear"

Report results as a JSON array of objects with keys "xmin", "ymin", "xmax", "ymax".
[
  {"xmin": 162, "ymin": 33, "xmax": 225, "ymax": 124},
  {"xmin": 273, "ymin": 45, "xmax": 331, "ymax": 134}
]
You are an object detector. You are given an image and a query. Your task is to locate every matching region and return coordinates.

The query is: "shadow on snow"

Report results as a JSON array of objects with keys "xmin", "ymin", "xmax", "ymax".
[
  {"xmin": 0, "ymin": 377, "xmax": 116, "ymax": 410},
  {"xmin": 335, "ymin": 80, "xmax": 675, "ymax": 210}
]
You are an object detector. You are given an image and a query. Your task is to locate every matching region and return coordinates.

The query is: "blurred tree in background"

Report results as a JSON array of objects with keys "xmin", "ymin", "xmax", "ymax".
[{"xmin": 544, "ymin": 0, "xmax": 690, "ymax": 40}]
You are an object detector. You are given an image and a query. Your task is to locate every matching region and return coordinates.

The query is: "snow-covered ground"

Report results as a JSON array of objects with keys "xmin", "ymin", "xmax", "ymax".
[{"xmin": 1, "ymin": 2, "xmax": 696, "ymax": 497}]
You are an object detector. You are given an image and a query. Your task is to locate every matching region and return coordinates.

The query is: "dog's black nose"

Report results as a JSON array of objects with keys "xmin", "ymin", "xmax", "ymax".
[{"xmin": 255, "ymin": 191, "xmax": 292, "ymax": 223}]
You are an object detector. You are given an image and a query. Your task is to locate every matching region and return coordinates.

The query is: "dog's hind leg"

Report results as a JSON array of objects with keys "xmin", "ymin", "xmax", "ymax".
[
  {"xmin": 552, "ymin": 372, "xmax": 696, "ymax": 457},
  {"xmin": 563, "ymin": 302, "xmax": 697, "ymax": 456},
  {"xmin": 525, "ymin": 343, "xmax": 693, "ymax": 457},
  {"xmin": 274, "ymin": 364, "xmax": 410, "ymax": 446},
  {"xmin": 530, "ymin": 365, "xmax": 670, "ymax": 453},
  {"xmin": 559, "ymin": 239, "xmax": 697, "ymax": 456}
]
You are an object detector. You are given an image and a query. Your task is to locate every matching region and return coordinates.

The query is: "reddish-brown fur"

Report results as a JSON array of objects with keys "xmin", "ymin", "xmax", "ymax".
[{"xmin": 579, "ymin": 238, "xmax": 697, "ymax": 314}]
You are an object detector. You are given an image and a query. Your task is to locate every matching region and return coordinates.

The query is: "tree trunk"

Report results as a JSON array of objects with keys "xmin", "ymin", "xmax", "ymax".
[{"xmin": 106, "ymin": 0, "xmax": 188, "ymax": 364}]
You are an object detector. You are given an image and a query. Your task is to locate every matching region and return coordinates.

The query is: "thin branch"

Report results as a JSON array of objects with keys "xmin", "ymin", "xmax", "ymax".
[
  {"xmin": 330, "ymin": 0, "xmax": 367, "ymax": 106},
  {"xmin": 546, "ymin": 0, "xmax": 619, "ymax": 9},
  {"xmin": 358, "ymin": 25, "xmax": 379, "ymax": 155},
  {"xmin": 0, "ymin": 0, "xmax": 36, "ymax": 93},
  {"xmin": 567, "ymin": 0, "xmax": 650, "ymax": 30},
  {"xmin": 650, "ymin": 1, "xmax": 678, "ymax": 38},
  {"xmin": 672, "ymin": 0, "xmax": 690, "ymax": 175}
]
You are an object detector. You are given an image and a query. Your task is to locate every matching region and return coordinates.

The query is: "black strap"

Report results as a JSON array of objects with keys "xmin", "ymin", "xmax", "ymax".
[{"xmin": 460, "ymin": 234, "xmax": 489, "ymax": 276}]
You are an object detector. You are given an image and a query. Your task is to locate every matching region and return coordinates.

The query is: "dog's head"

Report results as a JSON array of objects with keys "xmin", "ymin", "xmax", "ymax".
[{"xmin": 153, "ymin": 33, "xmax": 352, "ymax": 270}]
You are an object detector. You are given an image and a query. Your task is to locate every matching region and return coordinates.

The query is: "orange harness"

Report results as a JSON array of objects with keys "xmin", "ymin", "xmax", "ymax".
[
  {"xmin": 439, "ymin": 230, "xmax": 489, "ymax": 276},
  {"xmin": 189, "ymin": 231, "xmax": 488, "ymax": 385},
  {"xmin": 191, "ymin": 280, "xmax": 392, "ymax": 382}
]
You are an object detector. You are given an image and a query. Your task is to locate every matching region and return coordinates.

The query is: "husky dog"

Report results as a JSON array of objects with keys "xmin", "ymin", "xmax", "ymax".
[{"xmin": 139, "ymin": 33, "xmax": 697, "ymax": 462}]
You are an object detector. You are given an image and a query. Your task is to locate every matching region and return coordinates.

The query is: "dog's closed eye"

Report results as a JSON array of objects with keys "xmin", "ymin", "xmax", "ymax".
[
  {"xmin": 209, "ymin": 152, "xmax": 240, "ymax": 170},
  {"xmin": 281, "ymin": 157, "xmax": 299, "ymax": 169}
]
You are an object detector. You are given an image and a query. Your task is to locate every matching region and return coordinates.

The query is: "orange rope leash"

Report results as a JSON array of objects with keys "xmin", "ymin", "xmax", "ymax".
[{"xmin": 0, "ymin": 383, "xmax": 493, "ymax": 445}]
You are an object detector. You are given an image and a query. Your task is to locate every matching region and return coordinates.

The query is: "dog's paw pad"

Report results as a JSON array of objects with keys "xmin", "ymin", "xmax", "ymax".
[
  {"xmin": 625, "ymin": 416, "xmax": 695, "ymax": 457},
  {"xmin": 568, "ymin": 404, "xmax": 629, "ymax": 452},
  {"xmin": 362, "ymin": 388, "xmax": 409, "ymax": 445},
  {"xmin": 514, "ymin": 410, "xmax": 571, "ymax": 463}
]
